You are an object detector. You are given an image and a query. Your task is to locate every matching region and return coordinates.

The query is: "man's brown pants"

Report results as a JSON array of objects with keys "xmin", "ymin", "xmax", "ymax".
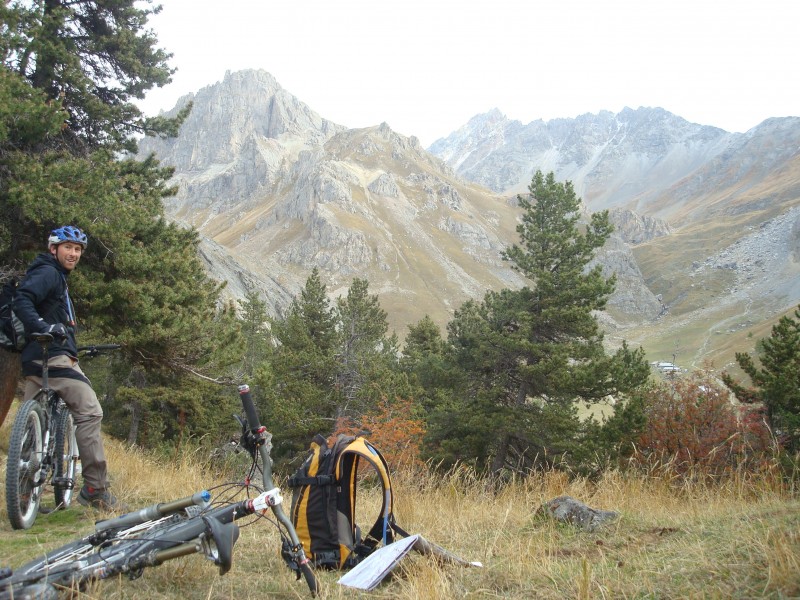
[{"xmin": 24, "ymin": 355, "xmax": 107, "ymax": 490}]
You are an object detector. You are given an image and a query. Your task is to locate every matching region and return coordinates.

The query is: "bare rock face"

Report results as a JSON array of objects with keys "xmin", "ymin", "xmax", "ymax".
[
  {"xmin": 432, "ymin": 108, "xmax": 800, "ymax": 369},
  {"xmin": 139, "ymin": 69, "xmax": 345, "ymax": 218},
  {"xmin": 593, "ymin": 234, "xmax": 663, "ymax": 324},
  {"xmin": 608, "ymin": 208, "xmax": 671, "ymax": 245},
  {"xmin": 368, "ymin": 173, "xmax": 400, "ymax": 198},
  {"xmin": 791, "ymin": 215, "xmax": 800, "ymax": 262},
  {"xmin": 542, "ymin": 496, "xmax": 620, "ymax": 531},
  {"xmin": 139, "ymin": 70, "xmax": 669, "ymax": 332}
]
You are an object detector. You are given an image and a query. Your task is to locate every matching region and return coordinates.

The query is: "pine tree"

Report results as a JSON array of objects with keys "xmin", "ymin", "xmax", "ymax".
[
  {"xmin": 2, "ymin": 0, "xmax": 185, "ymax": 153},
  {"xmin": 0, "ymin": 68, "xmax": 67, "ymax": 423},
  {"xmin": 401, "ymin": 315, "xmax": 446, "ymax": 372},
  {"xmin": 334, "ymin": 278, "xmax": 407, "ymax": 418},
  {"xmin": 400, "ymin": 316, "xmax": 452, "ymax": 407},
  {"xmin": 262, "ymin": 274, "xmax": 415, "ymax": 461},
  {"xmin": 1, "ymin": 0, "xmax": 188, "ymax": 256},
  {"xmin": 723, "ymin": 306, "xmax": 800, "ymax": 453},
  {"xmin": 425, "ymin": 171, "xmax": 649, "ymax": 475},
  {"xmin": 238, "ymin": 291, "xmax": 271, "ymax": 380},
  {"xmin": 0, "ymin": 3, "xmax": 239, "ymax": 444},
  {"xmin": 260, "ymin": 269, "xmax": 341, "ymax": 458}
]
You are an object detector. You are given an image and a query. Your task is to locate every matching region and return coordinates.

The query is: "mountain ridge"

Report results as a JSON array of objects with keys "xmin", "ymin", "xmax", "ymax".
[{"xmin": 139, "ymin": 69, "xmax": 800, "ymax": 371}]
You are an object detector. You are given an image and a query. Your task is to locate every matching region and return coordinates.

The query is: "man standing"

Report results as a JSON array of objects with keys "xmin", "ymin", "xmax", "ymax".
[{"xmin": 13, "ymin": 225, "xmax": 119, "ymax": 510}]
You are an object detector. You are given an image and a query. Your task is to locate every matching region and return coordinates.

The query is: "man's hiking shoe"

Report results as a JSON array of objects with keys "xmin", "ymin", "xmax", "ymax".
[{"xmin": 78, "ymin": 486, "xmax": 125, "ymax": 511}]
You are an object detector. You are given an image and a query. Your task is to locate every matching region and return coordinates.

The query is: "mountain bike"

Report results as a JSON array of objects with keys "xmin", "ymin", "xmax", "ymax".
[
  {"xmin": 4, "ymin": 333, "xmax": 121, "ymax": 529},
  {"xmin": 0, "ymin": 384, "xmax": 319, "ymax": 598}
]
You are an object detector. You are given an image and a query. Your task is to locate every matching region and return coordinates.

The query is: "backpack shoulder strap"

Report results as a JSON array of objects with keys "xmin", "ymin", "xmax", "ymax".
[{"xmin": 335, "ymin": 437, "xmax": 396, "ymax": 551}]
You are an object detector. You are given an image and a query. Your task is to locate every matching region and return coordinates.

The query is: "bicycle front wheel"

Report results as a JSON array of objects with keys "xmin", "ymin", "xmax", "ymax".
[
  {"xmin": 54, "ymin": 407, "xmax": 79, "ymax": 508},
  {"xmin": 5, "ymin": 399, "xmax": 45, "ymax": 529}
]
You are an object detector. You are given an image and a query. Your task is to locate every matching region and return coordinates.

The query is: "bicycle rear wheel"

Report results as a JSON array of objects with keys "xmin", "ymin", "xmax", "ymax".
[
  {"xmin": 5, "ymin": 399, "xmax": 45, "ymax": 530},
  {"xmin": 53, "ymin": 407, "xmax": 78, "ymax": 507}
]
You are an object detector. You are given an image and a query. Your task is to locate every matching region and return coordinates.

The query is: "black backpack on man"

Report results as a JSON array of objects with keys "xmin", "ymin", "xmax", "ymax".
[{"xmin": 0, "ymin": 278, "xmax": 26, "ymax": 353}]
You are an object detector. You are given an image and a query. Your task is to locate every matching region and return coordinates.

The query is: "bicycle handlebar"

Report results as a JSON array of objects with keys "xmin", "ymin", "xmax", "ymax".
[
  {"xmin": 237, "ymin": 384, "xmax": 262, "ymax": 431},
  {"xmin": 239, "ymin": 384, "xmax": 261, "ymax": 432},
  {"xmin": 77, "ymin": 344, "xmax": 121, "ymax": 357},
  {"xmin": 27, "ymin": 334, "xmax": 121, "ymax": 356}
]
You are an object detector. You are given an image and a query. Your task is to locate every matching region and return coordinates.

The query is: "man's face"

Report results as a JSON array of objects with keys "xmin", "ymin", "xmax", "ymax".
[{"xmin": 51, "ymin": 242, "xmax": 83, "ymax": 272}]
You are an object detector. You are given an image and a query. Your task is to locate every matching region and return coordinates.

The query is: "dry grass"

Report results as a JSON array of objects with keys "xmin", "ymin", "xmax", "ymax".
[{"xmin": 1, "ymin": 409, "xmax": 799, "ymax": 599}]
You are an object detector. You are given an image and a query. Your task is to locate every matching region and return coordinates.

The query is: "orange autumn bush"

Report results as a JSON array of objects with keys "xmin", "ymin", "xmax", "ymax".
[{"xmin": 333, "ymin": 397, "xmax": 426, "ymax": 469}]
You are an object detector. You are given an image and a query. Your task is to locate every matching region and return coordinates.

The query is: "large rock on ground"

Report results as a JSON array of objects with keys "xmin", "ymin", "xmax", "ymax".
[{"xmin": 542, "ymin": 495, "xmax": 619, "ymax": 531}]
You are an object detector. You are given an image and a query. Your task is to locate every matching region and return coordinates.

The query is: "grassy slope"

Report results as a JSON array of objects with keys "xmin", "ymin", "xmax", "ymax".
[
  {"xmin": 1, "ymin": 406, "xmax": 798, "ymax": 600},
  {"xmin": 623, "ymin": 202, "xmax": 800, "ymax": 378}
]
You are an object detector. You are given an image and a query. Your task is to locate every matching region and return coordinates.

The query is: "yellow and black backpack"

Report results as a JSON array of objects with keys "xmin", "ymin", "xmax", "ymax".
[{"xmin": 287, "ymin": 433, "xmax": 405, "ymax": 569}]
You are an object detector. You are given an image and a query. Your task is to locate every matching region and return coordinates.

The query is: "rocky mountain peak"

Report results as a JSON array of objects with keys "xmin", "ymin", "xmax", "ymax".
[
  {"xmin": 429, "ymin": 106, "xmax": 800, "ymax": 370},
  {"xmin": 140, "ymin": 68, "xmax": 342, "ymax": 168},
  {"xmin": 428, "ymin": 109, "xmax": 515, "ymax": 169},
  {"xmin": 139, "ymin": 69, "xmax": 346, "ymax": 216},
  {"xmin": 429, "ymin": 106, "xmax": 735, "ymax": 212}
]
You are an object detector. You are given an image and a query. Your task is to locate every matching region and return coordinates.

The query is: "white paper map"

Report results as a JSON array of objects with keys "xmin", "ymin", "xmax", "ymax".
[
  {"xmin": 337, "ymin": 535, "xmax": 420, "ymax": 591},
  {"xmin": 337, "ymin": 534, "xmax": 482, "ymax": 591}
]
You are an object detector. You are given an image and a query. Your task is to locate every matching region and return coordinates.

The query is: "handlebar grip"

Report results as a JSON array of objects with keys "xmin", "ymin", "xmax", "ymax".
[
  {"xmin": 300, "ymin": 561, "xmax": 319, "ymax": 595},
  {"xmin": 238, "ymin": 384, "xmax": 262, "ymax": 431},
  {"xmin": 92, "ymin": 344, "xmax": 122, "ymax": 351},
  {"xmin": 76, "ymin": 344, "xmax": 122, "ymax": 354}
]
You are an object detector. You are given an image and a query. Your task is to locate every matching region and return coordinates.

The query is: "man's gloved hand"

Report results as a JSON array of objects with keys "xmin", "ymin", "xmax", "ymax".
[{"xmin": 46, "ymin": 323, "xmax": 68, "ymax": 339}]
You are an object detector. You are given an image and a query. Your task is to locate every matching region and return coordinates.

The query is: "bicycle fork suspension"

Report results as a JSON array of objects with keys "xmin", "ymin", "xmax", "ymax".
[{"xmin": 31, "ymin": 430, "xmax": 51, "ymax": 488}]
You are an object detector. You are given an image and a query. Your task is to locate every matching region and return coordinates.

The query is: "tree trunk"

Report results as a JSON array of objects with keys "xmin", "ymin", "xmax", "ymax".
[
  {"xmin": 31, "ymin": 0, "xmax": 61, "ymax": 98},
  {"xmin": 489, "ymin": 382, "xmax": 530, "ymax": 476},
  {"xmin": 0, "ymin": 349, "xmax": 21, "ymax": 427},
  {"xmin": 489, "ymin": 434, "xmax": 511, "ymax": 476},
  {"xmin": 126, "ymin": 398, "xmax": 141, "ymax": 445}
]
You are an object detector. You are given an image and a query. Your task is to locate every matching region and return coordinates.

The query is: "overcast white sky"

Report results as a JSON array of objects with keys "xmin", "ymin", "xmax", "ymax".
[{"xmin": 137, "ymin": 0, "xmax": 799, "ymax": 147}]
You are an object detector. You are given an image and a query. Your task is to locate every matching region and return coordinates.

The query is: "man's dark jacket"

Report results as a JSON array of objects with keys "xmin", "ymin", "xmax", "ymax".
[{"xmin": 13, "ymin": 253, "xmax": 80, "ymax": 379}]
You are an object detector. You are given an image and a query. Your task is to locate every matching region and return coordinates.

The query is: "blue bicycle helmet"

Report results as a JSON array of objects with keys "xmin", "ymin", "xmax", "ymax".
[{"xmin": 48, "ymin": 225, "xmax": 88, "ymax": 248}]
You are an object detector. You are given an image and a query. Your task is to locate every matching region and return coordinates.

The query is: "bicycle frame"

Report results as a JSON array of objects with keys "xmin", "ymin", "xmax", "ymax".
[{"xmin": 31, "ymin": 337, "xmax": 64, "ymax": 489}]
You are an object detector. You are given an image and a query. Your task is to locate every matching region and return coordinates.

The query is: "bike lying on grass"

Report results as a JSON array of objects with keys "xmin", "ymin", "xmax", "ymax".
[
  {"xmin": 0, "ymin": 384, "xmax": 319, "ymax": 599},
  {"xmin": 5, "ymin": 333, "xmax": 120, "ymax": 529}
]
